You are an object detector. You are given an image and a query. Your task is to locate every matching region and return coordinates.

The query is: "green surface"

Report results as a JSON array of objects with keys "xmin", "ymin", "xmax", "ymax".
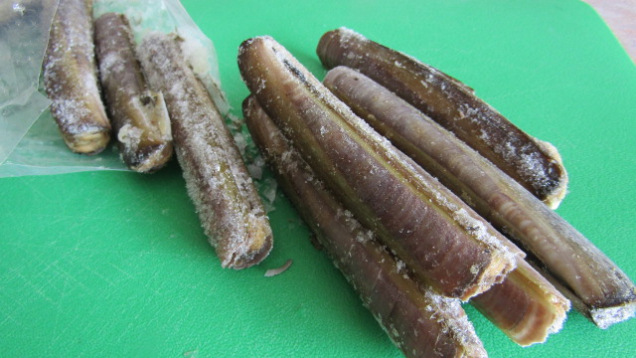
[{"xmin": 1, "ymin": 0, "xmax": 635, "ymax": 357}]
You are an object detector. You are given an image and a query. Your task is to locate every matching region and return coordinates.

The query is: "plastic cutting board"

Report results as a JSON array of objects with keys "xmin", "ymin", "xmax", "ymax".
[{"xmin": 1, "ymin": 0, "xmax": 635, "ymax": 356}]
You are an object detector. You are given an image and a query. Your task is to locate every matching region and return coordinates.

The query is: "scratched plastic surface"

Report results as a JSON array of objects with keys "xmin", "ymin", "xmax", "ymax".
[{"xmin": 0, "ymin": 1, "xmax": 635, "ymax": 357}]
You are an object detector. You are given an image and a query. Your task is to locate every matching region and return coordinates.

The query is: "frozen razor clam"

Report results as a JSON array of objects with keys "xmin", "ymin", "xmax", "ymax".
[
  {"xmin": 94, "ymin": 12, "xmax": 172, "ymax": 173},
  {"xmin": 244, "ymin": 95, "xmax": 487, "ymax": 358},
  {"xmin": 238, "ymin": 36, "xmax": 517, "ymax": 300},
  {"xmin": 324, "ymin": 70, "xmax": 573, "ymax": 345},
  {"xmin": 323, "ymin": 66, "xmax": 635, "ymax": 328},
  {"xmin": 43, "ymin": 0, "xmax": 111, "ymax": 154},
  {"xmin": 138, "ymin": 32, "xmax": 272, "ymax": 269},
  {"xmin": 317, "ymin": 28, "xmax": 568, "ymax": 209}
]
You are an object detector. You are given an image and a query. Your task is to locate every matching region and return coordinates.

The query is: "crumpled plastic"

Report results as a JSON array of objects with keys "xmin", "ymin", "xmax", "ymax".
[{"xmin": 0, "ymin": 0, "xmax": 227, "ymax": 177}]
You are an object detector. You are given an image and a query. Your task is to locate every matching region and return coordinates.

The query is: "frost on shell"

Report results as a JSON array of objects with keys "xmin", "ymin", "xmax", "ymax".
[
  {"xmin": 138, "ymin": 33, "xmax": 272, "ymax": 268},
  {"xmin": 41, "ymin": 0, "xmax": 111, "ymax": 154},
  {"xmin": 319, "ymin": 27, "xmax": 568, "ymax": 208},
  {"xmin": 243, "ymin": 35, "xmax": 517, "ymax": 299},
  {"xmin": 244, "ymin": 100, "xmax": 488, "ymax": 357}
]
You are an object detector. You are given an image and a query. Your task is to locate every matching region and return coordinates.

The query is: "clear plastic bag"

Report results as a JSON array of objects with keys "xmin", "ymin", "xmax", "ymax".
[{"xmin": 0, "ymin": 0, "xmax": 227, "ymax": 177}]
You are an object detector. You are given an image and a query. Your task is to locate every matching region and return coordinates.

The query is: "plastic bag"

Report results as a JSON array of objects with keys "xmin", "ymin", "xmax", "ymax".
[{"xmin": 0, "ymin": 0, "xmax": 227, "ymax": 177}]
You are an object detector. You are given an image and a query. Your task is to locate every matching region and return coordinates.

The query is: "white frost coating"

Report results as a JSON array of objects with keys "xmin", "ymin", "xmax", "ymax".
[
  {"xmin": 335, "ymin": 26, "xmax": 366, "ymax": 44},
  {"xmin": 180, "ymin": 34, "xmax": 210, "ymax": 75},
  {"xmin": 251, "ymin": 36, "xmax": 517, "ymax": 295},
  {"xmin": 178, "ymin": 30, "xmax": 230, "ymax": 116},
  {"xmin": 117, "ymin": 123, "xmax": 142, "ymax": 149},
  {"xmin": 93, "ymin": 0, "xmax": 229, "ymax": 114},
  {"xmin": 138, "ymin": 33, "xmax": 271, "ymax": 268},
  {"xmin": 331, "ymin": 27, "xmax": 566, "ymax": 207},
  {"xmin": 452, "ymin": 208, "xmax": 500, "ymax": 250},
  {"xmin": 43, "ymin": 0, "xmax": 106, "ymax": 129},
  {"xmin": 50, "ymin": 98, "xmax": 94, "ymax": 128},
  {"xmin": 233, "ymin": 132, "xmax": 248, "ymax": 159},
  {"xmin": 2, "ymin": 0, "xmax": 227, "ymax": 176},
  {"xmin": 546, "ymin": 306, "xmax": 568, "ymax": 335},
  {"xmin": 246, "ymin": 153, "xmax": 265, "ymax": 180},
  {"xmin": 98, "ymin": 51, "xmax": 125, "ymax": 79},
  {"xmin": 322, "ymin": 68, "xmax": 628, "ymax": 330},
  {"xmin": 590, "ymin": 303, "xmax": 636, "ymax": 329},
  {"xmin": 40, "ymin": 0, "xmax": 111, "ymax": 157},
  {"xmin": 335, "ymin": 207, "xmax": 363, "ymax": 235},
  {"xmin": 94, "ymin": 12, "xmax": 172, "ymax": 171},
  {"xmin": 260, "ymin": 177, "xmax": 278, "ymax": 213},
  {"xmin": 263, "ymin": 127, "xmax": 487, "ymax": 356}
]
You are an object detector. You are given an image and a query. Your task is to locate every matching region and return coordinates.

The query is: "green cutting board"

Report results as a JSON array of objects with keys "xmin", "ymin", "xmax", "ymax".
[{"xmin": 1, "ymin": 0, "xmax": 634, "ymax": 357}]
